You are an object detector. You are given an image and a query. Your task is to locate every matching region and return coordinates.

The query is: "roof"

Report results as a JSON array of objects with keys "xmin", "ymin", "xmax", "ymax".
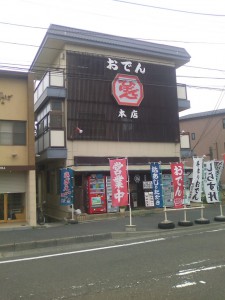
[
  {"xmin": 180, "ymin": 108, "xmax": 225, "ymax": 121},
  {"xmin": 0, "ymin": 69, "xmax": 29, "ymax": 79},
  {"xmin": 30, "ymin": 24, "xmax": 191, "ymax": 77}
]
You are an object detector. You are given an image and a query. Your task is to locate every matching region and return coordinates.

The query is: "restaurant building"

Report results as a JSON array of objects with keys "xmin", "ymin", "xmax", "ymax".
[{"xmin": 30, "ymin": 24, "xmax": 191, "ymax": 219}]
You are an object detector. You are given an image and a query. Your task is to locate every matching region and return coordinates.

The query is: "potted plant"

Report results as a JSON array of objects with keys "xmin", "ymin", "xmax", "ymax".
[{"xmin": 119, "ymin": 206, "xmax": 126, "ymax": 213}]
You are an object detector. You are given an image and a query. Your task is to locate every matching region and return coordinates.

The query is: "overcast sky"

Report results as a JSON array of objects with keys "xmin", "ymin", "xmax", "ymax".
[{"xmin": 1, "ymin": 0, "xmax": 225, "ymax": 116}]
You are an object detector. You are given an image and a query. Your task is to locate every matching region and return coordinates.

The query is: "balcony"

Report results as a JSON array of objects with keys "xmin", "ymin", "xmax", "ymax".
[
  {"xmin": 35, "ymin": 111, "xmax": 67, "ymax": 161},
  {"xmin": 34, "ymin": 70, "xmax": 66, "ymax": 111},
  {"xmin": 177, "ymin": 84, "xmax": 190, "ymax": 112},
  {"xmin": 35, "ymin": 129, "xmax": 67, "ymax": 161}
]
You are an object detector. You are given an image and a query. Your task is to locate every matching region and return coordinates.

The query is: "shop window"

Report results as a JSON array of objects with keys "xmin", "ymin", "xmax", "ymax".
[
  {"xmin": 0, "ymin": 120, "xmax": 26, "ymax": 145},
  {"xmin": 8, "ymin": 193, "xmax": 25, "ymax": 217}
]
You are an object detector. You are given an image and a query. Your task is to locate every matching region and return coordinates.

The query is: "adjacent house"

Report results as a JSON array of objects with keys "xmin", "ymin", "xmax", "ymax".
[
  {"xmin": 180, "ymin": 108, "xmax": 225, "ymax": 187},
  {"xmin": 0, "ymin": 70, "xmax": 36, "ymax": 226},
  {"xmin": 30, "ymin": 24, "xmax": 191, "ymax": 220}
]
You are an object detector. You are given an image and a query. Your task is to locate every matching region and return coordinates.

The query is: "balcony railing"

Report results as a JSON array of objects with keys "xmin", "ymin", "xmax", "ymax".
[
  {"xmin": 35, "ymin": 129, "xmax": 65, "ymax": 153},
  {"xmin": 177, "ymin": 84, "xmax": 190, "ymax": 112},
  {"xmin": 177, "ymin": 84, "xmax": 187, "ymax": 100},
  {"xmin": 34, "ymin": 70, "xmax": 64, "ymax": 104}
]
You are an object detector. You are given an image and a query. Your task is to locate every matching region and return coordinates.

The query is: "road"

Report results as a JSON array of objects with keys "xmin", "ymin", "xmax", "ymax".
[{"xmin": 1, "ymin": 224, "xmax": 225, "ymax": 300}]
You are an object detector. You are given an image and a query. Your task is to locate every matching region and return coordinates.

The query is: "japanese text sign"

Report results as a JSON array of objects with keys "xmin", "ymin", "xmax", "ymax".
[
  {"xmin": 190, "ymin": 157, "xmax": 203, "ymax": 203},
  {"xmin": 203, "ymin": 161, "xmax": 219, "ymax": 203},
  {"xmin": 109, "ymin": 158, "xmax": 128, "ymax": 207},
  {"xmin": 60, "ymin": 168, "xmax": 74, "ymax": 206},
  {"xmin": 214, "ymin": 160, "xmax": 224, "ymax": 184},
  {"xmin": 150, "ymin": 162, "xmax": 163, "ymax": 208},
  {"xmin": 106, "ymin": 58, "xmax": 145, "ymax": 74},
  {"xmin": 171, "ymin": 163, "xmax": 184, "ymax": 208},
  {"xmin": 112, "ymin": 74, "xmax": 144, "ymax": 107}
]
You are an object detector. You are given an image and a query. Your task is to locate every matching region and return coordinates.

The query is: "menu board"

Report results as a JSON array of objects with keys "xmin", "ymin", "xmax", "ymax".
[{"xmin": 144, "ymin": 191, "xmax": 154, "ymax": 207}]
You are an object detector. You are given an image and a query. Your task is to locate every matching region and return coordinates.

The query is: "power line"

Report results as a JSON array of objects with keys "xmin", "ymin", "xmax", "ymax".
[
  {"xmin": 1, "ymin": 20, "xmax": 225, "ymax": 47},
  {"xmin": 0, "ymin": 21, "xmax": 46, "ymax": 30},
  {"xmin": 113, "ymin": 0, "xmax": 225, "ymax": 17}
]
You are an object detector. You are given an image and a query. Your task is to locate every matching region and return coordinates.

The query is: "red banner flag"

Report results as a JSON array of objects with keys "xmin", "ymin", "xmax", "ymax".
[
  {"xmin": 223, "ymin": 154, "xmax": 225, "ymax": 163},
  {"xmin": 109, "ymin": 158, "xmax": 128, "ymax": 207},
  {"xmin": 171, "ymin": 163, "xmax": 184, "ymax": 209}
]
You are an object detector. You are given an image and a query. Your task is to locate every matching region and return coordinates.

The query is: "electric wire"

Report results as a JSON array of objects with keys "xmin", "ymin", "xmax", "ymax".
[{"xmin": 112, "ymin": 0, "xmax": 225, "ymax": 17}]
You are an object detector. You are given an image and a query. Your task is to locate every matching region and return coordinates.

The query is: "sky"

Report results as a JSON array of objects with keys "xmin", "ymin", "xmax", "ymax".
[{"xmin": 1, "ymin": 0, "xmax": 225, "ymax": 116}]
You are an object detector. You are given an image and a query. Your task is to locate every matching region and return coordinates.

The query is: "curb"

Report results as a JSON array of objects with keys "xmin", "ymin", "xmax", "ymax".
[{"xmin": 0, "ymin": 233, "xmax": 113, "ymax": 253}]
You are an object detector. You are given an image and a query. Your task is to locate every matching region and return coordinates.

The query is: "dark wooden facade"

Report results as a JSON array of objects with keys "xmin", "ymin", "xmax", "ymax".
[{"xmin": 67, "ymin": 51, "xmax": 180, "ymax": 143}]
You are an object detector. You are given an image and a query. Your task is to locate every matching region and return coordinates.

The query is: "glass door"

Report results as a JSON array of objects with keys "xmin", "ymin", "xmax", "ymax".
[{"xmin": 0, "ymin": 193, "xmax": 21, "ymax": 222}]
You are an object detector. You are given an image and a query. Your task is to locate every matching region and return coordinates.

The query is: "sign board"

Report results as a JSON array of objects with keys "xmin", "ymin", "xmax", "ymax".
[
  {"xmin": 112, "ymin": 74, "xmax": 144, "ymax": 107},
  {"xmin": 144, "ymin": 192, "xmax": 154, "ymax": 207}
]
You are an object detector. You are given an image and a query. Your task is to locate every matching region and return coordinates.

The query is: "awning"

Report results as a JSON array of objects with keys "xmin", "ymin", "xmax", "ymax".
[{"xmin": 70, "ymin": 164, "xmax": 192, "ymax": 172}]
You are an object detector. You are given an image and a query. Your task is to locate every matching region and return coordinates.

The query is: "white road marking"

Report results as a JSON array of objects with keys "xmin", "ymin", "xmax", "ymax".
[
  {"xmin": 179, "ymin": 259, "xmax": 209, "ymax": 267},
  {"xmin": 0, "ymin": 237, "xmax": 165, "ymax": 265},
  {"xmin": 174, "ymin": 281, "xmax": 197, "ymax": 288},
  {"xmin": 177, "ymin": 264, "xmax": 225, "ymax": 276}
]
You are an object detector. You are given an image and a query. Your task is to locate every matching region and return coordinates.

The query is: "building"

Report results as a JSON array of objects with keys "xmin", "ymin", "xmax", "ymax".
[
  {"xmin": 0, "ymin": 70, "xmax": 36, "ymax": 226},
  {"xmin": 180, "ymin": 109, "xmax": 225, "ymax": 186},
  {"xmin": 30, "ymin": 24, "xmax": 190, "ymax": 219}
]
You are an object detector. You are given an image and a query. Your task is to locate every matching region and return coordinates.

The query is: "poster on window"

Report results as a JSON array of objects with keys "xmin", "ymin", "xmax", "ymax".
[
  {"xmin": 60, "ymin": 168, "xmax": 74, "ymax": 206},
  {"xmin": 203, "ymin": 160, "xmax": 219, "ymax": 203},
  {"xmin": 171, "ymin": 162, "xmax": 184, "ymax": 209},
  {"xmin": 109, "ymin": 158, "xmax": 128, "ymax": 207}
]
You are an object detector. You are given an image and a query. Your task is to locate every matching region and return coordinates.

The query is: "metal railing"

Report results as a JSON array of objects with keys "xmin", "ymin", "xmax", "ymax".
[{"xmin": 34, "ymin": 70, "xmax": 64, "ymax": 103}]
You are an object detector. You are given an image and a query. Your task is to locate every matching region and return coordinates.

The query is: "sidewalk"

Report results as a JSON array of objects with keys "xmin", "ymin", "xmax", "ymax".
[{"xmin": 0, "ymin": 205, "xmax": 224, "ymax": 253}]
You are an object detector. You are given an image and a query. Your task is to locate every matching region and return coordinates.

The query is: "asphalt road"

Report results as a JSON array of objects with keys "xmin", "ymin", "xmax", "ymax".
[{"xmin": 1, "ymin": 223, "xmax": 225, "ymax": 300}]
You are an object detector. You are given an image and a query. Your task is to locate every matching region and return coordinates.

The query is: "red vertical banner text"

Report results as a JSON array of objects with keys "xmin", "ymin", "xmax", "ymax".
[
  {"xmin": 109, "ymin": 158, "xmax": 128, "ymax": 207},
  {"xmin": 171, "ymin": 163, "xmax": 184, "ymax": 209}
]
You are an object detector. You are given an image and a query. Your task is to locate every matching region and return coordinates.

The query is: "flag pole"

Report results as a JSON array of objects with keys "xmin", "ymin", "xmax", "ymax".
[
  {"xmin": 125, "ymin": 158, "xmax": 136, "ymax": 231},
  {"xmin": 126, "ymin": 158, "xmax": 132, "ymax": 226}
]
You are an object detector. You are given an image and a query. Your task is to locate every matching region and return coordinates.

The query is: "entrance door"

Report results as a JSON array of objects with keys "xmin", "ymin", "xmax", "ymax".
[
  {"xmin": 0, "ymin": 193, "xmax": 22, "ymax": 222},
  {"xmin": 0, "ymin": 194, "xmax": 7, "ymax": 222}
]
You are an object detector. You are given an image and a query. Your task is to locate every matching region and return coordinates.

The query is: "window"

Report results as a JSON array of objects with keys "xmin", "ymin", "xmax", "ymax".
[
  {"xmin": 0, "ymin": 121, "xmax": 26, "ymax": 145},
  {"xmin": 36, "ymin": 100, "xmax": 64, "ymax": 137},
  {"xmin": 223, "ymin": 118, "xmax": 225, "ymax": 129},
  {"xmin": 49, "ymin": 112, "xmax": 63, "ymax": 128},
  {"xmin": 191, "ymin": 133, "xmax": 195, "ymax": 140},
  {"xmin": 51, "ymin": 100, "xmax": 62, "ymax": 111}
]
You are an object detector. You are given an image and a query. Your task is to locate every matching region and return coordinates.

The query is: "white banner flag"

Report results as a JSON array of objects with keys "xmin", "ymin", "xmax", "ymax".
[
  {"xmin": 214, "ymin": 160, "xmax": 224, "ymax": 184},
  {"xmin": 190, "ymin": 157, "xmax": 203, "ymax": 202},
  {"xmin": 203, "ymin": 160, "xmax": 219, "ymax": 203}
]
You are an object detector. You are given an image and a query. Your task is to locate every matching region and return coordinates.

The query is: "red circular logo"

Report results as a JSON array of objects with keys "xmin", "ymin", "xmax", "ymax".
[{"xmin": 112, "ymin": 74, "xmax": 144, "ymax": 107}]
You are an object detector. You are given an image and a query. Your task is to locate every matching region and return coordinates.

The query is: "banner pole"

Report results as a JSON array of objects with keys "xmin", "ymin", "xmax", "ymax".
[{"xmin": 126, "ymin": 158, "xmax": 132, "ymax": 226}]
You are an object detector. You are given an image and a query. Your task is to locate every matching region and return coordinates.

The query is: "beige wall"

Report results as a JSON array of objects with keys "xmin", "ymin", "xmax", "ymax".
[
  {"xmin": 0, "ymin": 71, "xmax": 36, "ymax": 226},
  {"xmin": 180, "ymin": 114, "xmax": 225, "ymax": 186},
  {"xmin": 180, "ymin": 116, "xmax": 225, "ymax": 160},
  {"xmin": 51, "ymin": 43, "xmax": 176, "ymax": 72},
  {"xmin": 26, "ymin": 170, "xmax": 36, "ymax": 226},
  {"xmin": 0, "ymin": 74, "xmax": 35, "ymax": 167},
  {"xmin": 67, "ymin": 140, "xmax": 181, "ymax": 166},
  {"xmin": 0, "ymin": 78, "xmax": 28, "ymax": 120}
]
